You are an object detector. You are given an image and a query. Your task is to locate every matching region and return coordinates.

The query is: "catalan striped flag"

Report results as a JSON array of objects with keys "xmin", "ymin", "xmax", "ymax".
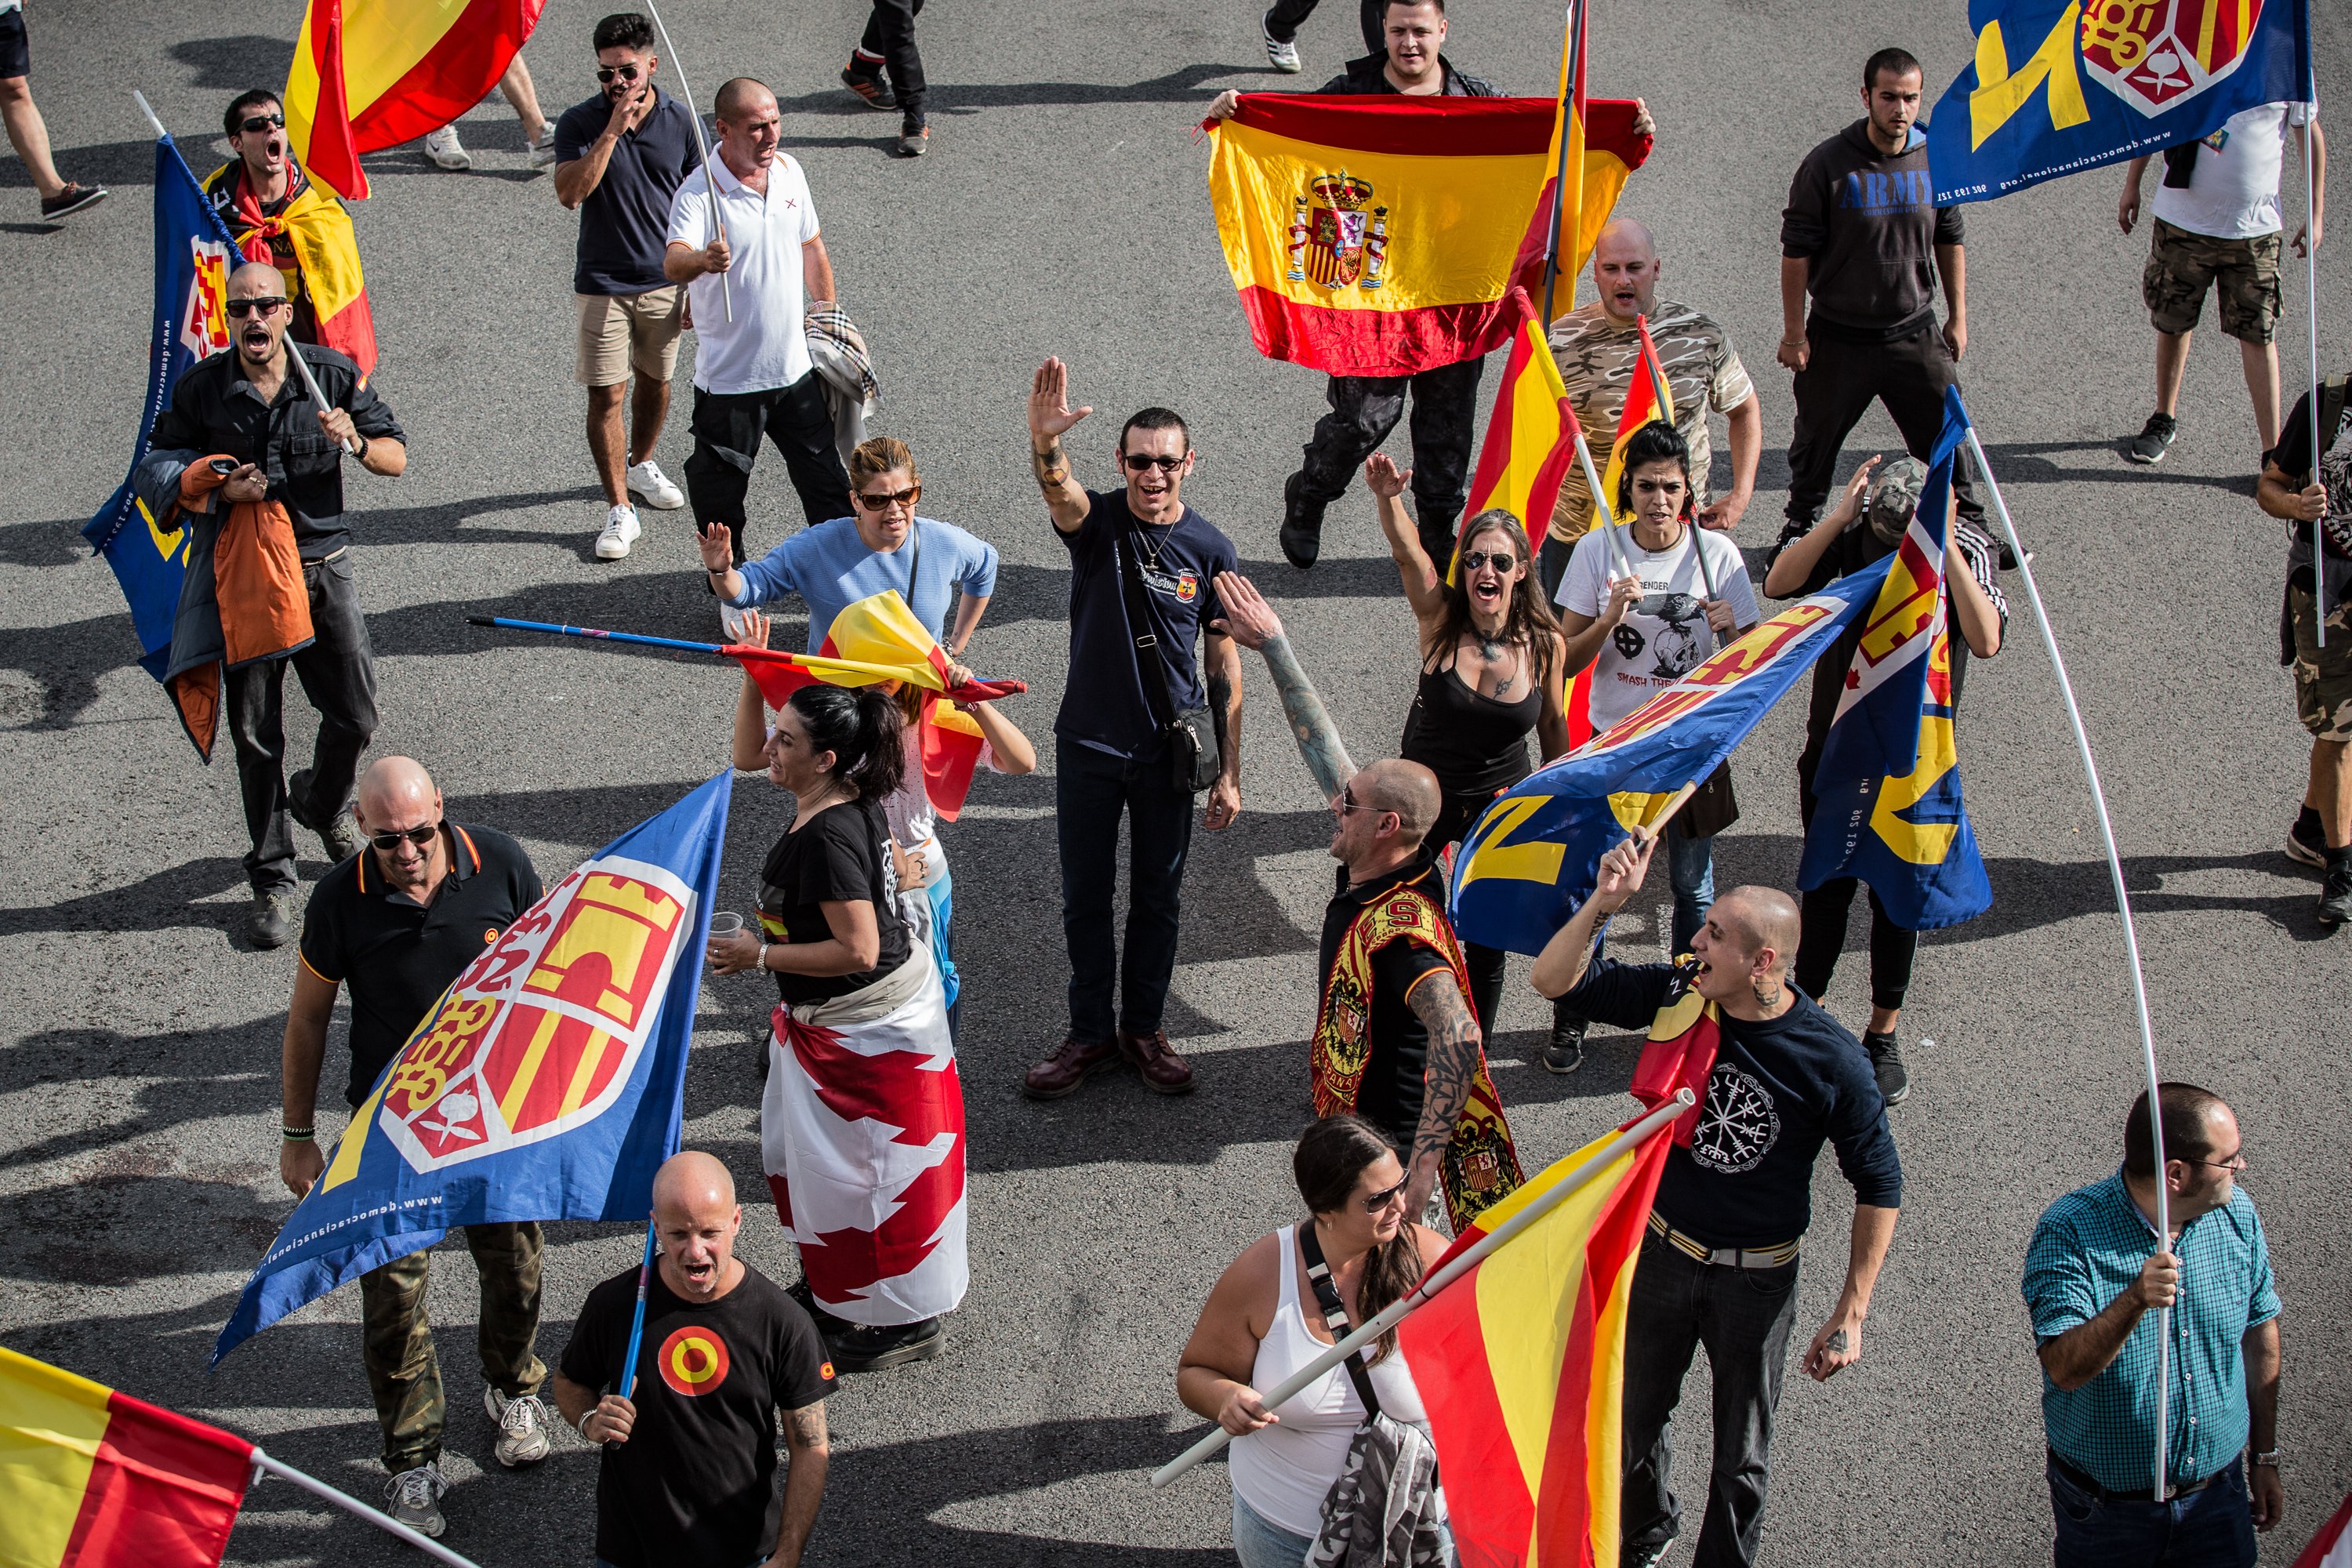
[
  {"xmin": 0, "ymin": 1347, "xmax": 252, "ymax": 1568},
  {"xmin": 1396, "ymin": 1117, "xmax": 1674, "ymax": 1566},
  {"xmin": 1592, "ymin": 314, "xmax": 1675, "ymax": 532},
  {"xmin": 285, "ymin": 0, "xmax": 546, "ymax": 200}
]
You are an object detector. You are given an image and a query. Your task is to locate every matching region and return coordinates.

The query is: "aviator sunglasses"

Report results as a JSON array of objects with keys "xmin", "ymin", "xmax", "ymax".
[{"xmin": 366, "ymin": 821, "xmax": 443, "ymax": 852}]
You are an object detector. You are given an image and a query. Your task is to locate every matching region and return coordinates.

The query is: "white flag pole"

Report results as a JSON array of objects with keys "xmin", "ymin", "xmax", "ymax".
[
  {"xmin": 1573, "ymin": 430, "xmax": 1642, "ymax": 584},
  {"xmin": 249, "ymin": 1449, "xmax": 485, "ymax": 1568},
  {"xmin": 1962, "ymin": 428, "xmax": 2171, "ymax": 1497},
  {"xmin": 641, "ymin": 0, "xmax": 733, "ymax": 324},
  {"xmin": 1149, "ymin": 1087, "xmax": 1694, "ymax": 1490},
  {"xmin": 2304, "ymin": 105, "xmax": 2324, "ymax": 648},
  {"xmin": 132, "ymin": 89, "xmax": 167, "ymax": 140}
]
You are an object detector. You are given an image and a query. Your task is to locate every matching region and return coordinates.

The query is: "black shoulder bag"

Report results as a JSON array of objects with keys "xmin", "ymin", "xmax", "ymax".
[
  {"xmin": 1295, "ymin": 1220, "xmax": 1384, "ymax": 1424},
  {"xmin": 1115, "ymin": 517, "xmax": 1222, "ymax": 793}
]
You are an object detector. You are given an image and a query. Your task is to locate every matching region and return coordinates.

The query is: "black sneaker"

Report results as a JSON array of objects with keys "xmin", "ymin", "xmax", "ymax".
[
  {"xmin": 2126, "ymin": 412, "xmax": 2177, "ymax": 465},
  {"xmin": 826, "ymin": 1316, "xmax": 945, "ymax": 1373},
  {"xmin": 1542, "ymin": 1012, "xmax": 1587, "ymax": 1074},
  {"xmin": 841, "ymin": 63, "xmax": 895, "ymax": 110},
  {"xmin": 2319, "ymin": 854, "xmax": 2352, "ymax": 928},
  {"xmin": 2286, "ymin": 806, "xmax": 2328, "ymax": 869},
  {"xmin": 40, "ymin": 183, "xmax": 109, "ymax": 220},
  {"xmin": 1863, "ymin": 1029, "xmax": 1910, "ymax": 1106},
  {"xmin": 248, "ymin": 888, "xmax": 297, "ymax": 949},
  {"xmin": 1279, "ymin": 473, "xmax": 1325, "ymax": 569}
]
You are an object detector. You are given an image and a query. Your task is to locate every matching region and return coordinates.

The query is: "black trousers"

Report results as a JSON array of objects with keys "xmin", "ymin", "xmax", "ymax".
[
  {"xmin": 1055, "ymin": 738, "xmax": 1198, "ymax": 1042},
  {"xmin": 856, "ymin": 0, "xmax": 926, "ymax": 120},
  {"xmin": 1784, "ymin": 323, "xmax": 1983, "ymax": 529},
  {"xmin": 684, "ymin": 373, "xmax": 854, "ymax": 562},
  {"xmin": 226, "ymin": 551, "xmax": 379, "ymax": 894},
  {"xmin": 1293, "ymin": 358, "xmax": 1486, "ymax": 561},
  {"xmin": 1262, "ymin": 0, "xmax": 1385, "ymax": 53},
  {"xmin": 1621, "ymin": 1236, "xmax": 1804, "ymax": 1568}
]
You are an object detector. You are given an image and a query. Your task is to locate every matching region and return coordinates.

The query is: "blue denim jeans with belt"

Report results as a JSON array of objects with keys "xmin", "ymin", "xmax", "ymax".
[{"xmin": 2046, "ymin": 1454, "xmax": 2256, "ymax": 1568}]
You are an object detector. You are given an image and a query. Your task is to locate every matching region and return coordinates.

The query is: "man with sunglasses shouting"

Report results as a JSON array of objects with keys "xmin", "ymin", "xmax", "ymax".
[
  {"xmin": 204, "ymin": 88, "xmax": 377, "ymax": 377},
  {"xmin": 277, "ymin": 756, "xmax": 552, "ymax": 1540}
]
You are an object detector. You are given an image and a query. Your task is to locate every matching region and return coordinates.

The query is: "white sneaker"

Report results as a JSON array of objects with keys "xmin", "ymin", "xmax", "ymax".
[
  {"xmin": 483, "ymin": 1386, "xmax": 553, "ymax": 1468},
  {"xmin": 423, "ymin": 125, "xmax": 470, "ymax": 170},
  {"xmin": 719, "ymin": 601, "xmax": 757, "ymax": 642},
  {"xmin": 1263, "ymin": 9, "xmax": 1303, "ymax": 72},
  {"xmin": 528, "ymin": 124, "xmax": 559, "ymax": 168},
  {"xmin": 596, "ymin": 503, "xmax": 642, "ymax": 560},
  {"xmin": 383, "ymin": 1461, "xmax": 448, "ymax": 1537},
  {"xmin": 626, "ymin": 459, "xmax": 686, "ymax": 510}
]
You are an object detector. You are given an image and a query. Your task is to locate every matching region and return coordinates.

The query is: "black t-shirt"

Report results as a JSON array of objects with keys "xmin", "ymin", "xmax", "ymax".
[
  {"xmin": 757, "ymin": 797, "xmax": 909, "ymax": 1004},
  {"xmin": 560, "ymin": 1261, "xmax": 837, "ymax": 1568},
  {"xmin": 297, "ymin": 825, "xmax": 543, "ymax": 1106},
  {"xmin": 1054, "ymin": 489, "xmax": 1238, "ymax": 759},
  {"xmin": 1560, "ymin": 956, "xmax": 1903, "ymax": 1248},
  {"xmin": 1318, "ymin": 853, "xmax": 1455, "ymax": 1148},
  {"xmin": 2272, "ymin": 387, "xmax": 2352, "ymax": 606},
  {"xmin": 554, "ymin": 87, "xmax": 700, "ymax": 296}
]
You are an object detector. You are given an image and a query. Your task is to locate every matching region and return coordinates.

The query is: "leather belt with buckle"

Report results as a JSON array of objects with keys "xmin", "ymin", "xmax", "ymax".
[{"xmin": 1647, "ymin": 1210, "xmax": 1801, "ymax": 1269}]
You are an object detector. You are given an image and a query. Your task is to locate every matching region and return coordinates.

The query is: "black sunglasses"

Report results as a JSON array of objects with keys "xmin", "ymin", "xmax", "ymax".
[
  {"xmin": 1458, "ymin": 550, "xmax": 1519, "ymax": 572},
  {"xmin": 1359, "ymin": 1175, "xmax": 1409, "ymax": 1214},
  {"xmin": 854, "ymin": 485, "xmax": 920, "ymax": 510},
  {"xmin": 366, "ymin": 821, "xmax": 442, "ymax": 852},
  {"xmin": 226, "ymin": 297, "xmax": 289, "ymax": 318},
  {"xmin": 596, "ymin": 64, "xmax": 646, "ymax": 82},
  {"xmin": 1121, "ymin": 453, "xmax": 1185, "ymax": 473},
  {"xmin": 238, "ymin": 113, "xmax": 286, "ymax": 133}
]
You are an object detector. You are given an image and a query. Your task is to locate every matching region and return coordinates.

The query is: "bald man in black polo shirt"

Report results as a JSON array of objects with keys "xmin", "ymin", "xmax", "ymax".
[{"xmin": 278, "ymin": 755, "xmax": 546, "ymax": 1539}]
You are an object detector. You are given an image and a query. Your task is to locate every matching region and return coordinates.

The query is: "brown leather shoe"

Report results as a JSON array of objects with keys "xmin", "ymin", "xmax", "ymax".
[
  {"xmin": 1116, "ymin": 1028, "xmax": 1196, "ymax": 1095},
  {"xmin": 1023, "ymin": 1034, "xmax": 1117, "ymax": 1101}
]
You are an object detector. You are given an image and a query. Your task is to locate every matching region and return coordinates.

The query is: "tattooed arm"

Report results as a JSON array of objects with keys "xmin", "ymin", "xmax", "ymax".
[
  {"xmin": 772, "ymin": 1400, "xmax": 831, "ymax": 1566},
  {"xmin": 1404, "ymin": 971, "xmax": 1482, "ymax": 1221},
  {"xmin": 1210, "ymin": 570, "xmax": 1357, "ymax": 800},
  {"xmin": 1028, "ymin": 357, "xmax": 1094, "ymax": 535}
]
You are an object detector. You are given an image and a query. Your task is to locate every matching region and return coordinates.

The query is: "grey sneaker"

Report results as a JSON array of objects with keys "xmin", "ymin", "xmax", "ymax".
[
  {"xmin": 2126, "ymin": 412, "xmax": 2177, "ymax": 465},
  {"xmin": 528, "ymin": 124, "xmax": 558, "ymax": 168},
  {"xmin": 248, "ymin": 888, "xmax": 297, "ymax": 949},
  {"xmin": 383, "ymin": 1461, "xmax": 448, "ymax": 1537},
  {"xmin": 897, "ymin": 121, "xmax": 929, "ymax": 158},
  {"xmin": 1262, "ymin": 9, "xmax": 1303, "ymax": 72},
  {"xmin": 484, "ymin": 1387, "xmax": 553, "ymax": 1467},
  {"xmin": 1864, "ymin": 1030, "xmax": 1911, "ymax": 1105}
]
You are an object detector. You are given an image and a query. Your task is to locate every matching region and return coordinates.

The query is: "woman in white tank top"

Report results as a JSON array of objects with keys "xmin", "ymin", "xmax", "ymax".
[{"xmin": 1177, "ymin": 1117, "xmax": 1455, "ymax": 1566}]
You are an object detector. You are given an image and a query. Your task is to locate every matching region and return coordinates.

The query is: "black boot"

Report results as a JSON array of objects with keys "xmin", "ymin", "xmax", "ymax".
[
  {"xmin": 826, "ymin": 1316, "xmax": 946, "ymax": 1373},
  {"xmin": 1279, "ymin": 473, "xmax": 1326, "ymax": 569}
]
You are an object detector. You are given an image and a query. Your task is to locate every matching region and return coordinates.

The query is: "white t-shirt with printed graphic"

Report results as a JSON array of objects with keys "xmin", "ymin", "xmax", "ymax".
[
  {"xmin": 1556, "ymin": 523, "xmax": 1759, "ymax": 731},
  {"xmin": 2151, "ymin": 101, "xmax": 2315, "ymax": 240}
]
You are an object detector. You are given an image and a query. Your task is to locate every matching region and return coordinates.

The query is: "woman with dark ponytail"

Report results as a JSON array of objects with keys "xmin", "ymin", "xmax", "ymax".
[
  {"xmin": 706, "ymin": 612, "xmax": 967, "ymax": 1374},
  {"xmin": 1178, "ymin": 1116, "xmax": 1454, "ymax": 1565}
]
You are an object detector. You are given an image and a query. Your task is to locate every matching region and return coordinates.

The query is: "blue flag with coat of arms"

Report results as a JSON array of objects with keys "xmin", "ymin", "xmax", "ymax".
[
  {"xmin": 82, "ymin": 132, "xmax": 244, "ymax": 679},
  {"xmin": 212, "ymin": 771, "xmax": 733, "ymax": 1366}
]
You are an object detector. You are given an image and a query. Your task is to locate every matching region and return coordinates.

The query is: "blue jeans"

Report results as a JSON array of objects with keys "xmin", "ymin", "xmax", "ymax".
[
  {"xmin": 1055, "ymin": 737, "xmax": 1198, "ymax": 1042},
  {"xmin": 2047, "ymin": 1457, "xmax": 2256, "ymax": 1568},
  {"xmin": 1664, "ymin": 829, "xmax": 1716, "ymax": 956},
  {"xmin": 1232, "ymin": 1490, "xmax": 1316, "ymax": 1568}
]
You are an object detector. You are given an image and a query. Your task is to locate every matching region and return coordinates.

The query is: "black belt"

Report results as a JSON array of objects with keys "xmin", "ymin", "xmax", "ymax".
[{"xmin": 2048, "ymin": 1447, "xmax": 2229, "ymax": 1504}]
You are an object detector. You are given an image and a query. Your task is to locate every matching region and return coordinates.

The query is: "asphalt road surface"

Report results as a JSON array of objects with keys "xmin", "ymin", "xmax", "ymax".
[{"xmin": 3, "ymin": 2, "xmax": 2348, "ymax": 1564}]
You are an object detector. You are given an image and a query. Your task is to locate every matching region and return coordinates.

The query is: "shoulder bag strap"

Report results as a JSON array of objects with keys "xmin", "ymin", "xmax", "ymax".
[
  {"xmin": 1112, "ymin": 515, "xmax": 1181, "ymax": 728},
  {"xmin": 1295, "ymin": 1220, "xmax": 1384, "ymax": 1421}
]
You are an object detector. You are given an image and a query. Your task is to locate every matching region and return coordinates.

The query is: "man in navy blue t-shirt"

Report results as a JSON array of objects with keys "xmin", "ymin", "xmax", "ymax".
[
  {"xmin": 553, "ymin": 11, "xmax": 701, "ymax": 561},
  {"xmin": 1532, "ymin": 833, "xmax": 1901, "ymax": 1568},
  {"xmin": 1019, "ymin": 357, "xmax": 1244, "ymax": 1102}
]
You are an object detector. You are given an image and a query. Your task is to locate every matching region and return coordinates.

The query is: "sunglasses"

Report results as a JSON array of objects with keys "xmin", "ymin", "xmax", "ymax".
[
  {"xmin": 853, "ymin": 485, "xmax": 920, "ymax": 510},
  {"xmin": 238, "ymin": 113, "xmax": 286, "ymax": 134},
  {"xmin": 596, "ymin": 64, "xmax": 646, "ymax": 82},
  {"xmin": 1334, "ymin": 786, "xmax": 1392, "ymax": 818},
  {"xmin": 226, "ymin": 297, "xmax": 289, "ymax": 318},
  {"xmin": 1359, "ymin": 1176, "xmax": 1409, "ymax": 1214},
  {"xmin": 366, "ymin": 821, "xmax": 442, "ymax": 852},
  {"xmin": 1121, "ymin": 452, "xmax": 1185, "ymax": 473},
  {"xmin": 1458, "ymin": 550, "xmax": 1519, "ymax": 573}
]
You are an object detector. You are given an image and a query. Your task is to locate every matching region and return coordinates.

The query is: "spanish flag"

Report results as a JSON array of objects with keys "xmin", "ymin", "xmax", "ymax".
[
  {"xmin": 1207, "ymin": 96, "xmax": 1650, "ymax": 378},
  {"xmin": 1590, "ymin": 314, "xmax": 1676, "ymax": 535},
  {"xmin": 0, "ymin": 1347, "xmax": 252, "ymax": 1568},
  {"xmin": 1396, "ymin": 1118, "xmax": 1674, "ymax": 1566},
  {"xmin": 285, "ymin": 0, "xmax": 546, "ymax": 201},
  {"xmin": 200, "ymin": 159, "xmax": 377, "ymax": 379}
]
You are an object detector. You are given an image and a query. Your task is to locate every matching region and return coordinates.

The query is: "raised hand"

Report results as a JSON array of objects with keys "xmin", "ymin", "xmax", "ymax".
[
  {"xmin": 1365, "ymin": 452, "xmax": 1413, "ymax": 499},
  {"xmin": 1208, "ymin": 569, "xmax": 1283, "ymax": 651},
  {"xmin": 1592, "ymin": 833, "xmax": 1656, "ymax": 910},
  {"xmin": 1029, "ymin": 357, "xmax": 1094, "ymax": 445}
]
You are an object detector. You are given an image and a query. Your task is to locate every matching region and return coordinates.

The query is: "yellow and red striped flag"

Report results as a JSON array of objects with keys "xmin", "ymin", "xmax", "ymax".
[
  {"xmin": 1591, "ymin": 314, "xmax": 1677, "ymax": 533},
  {"xmin": 1530, "ymin": 4, "xmax": 1655, "ymax": 312},
  {"xmin": 0, "ymin": 1347, "xmax": 253, "ymax": 1568},
  {"xmin": 285, "ymin": 0, "xmax": 546, "ymax": 200},
  {"xmin": 1396, "ymin": 1118, "xmax": 1673, "ymax": 1567}
]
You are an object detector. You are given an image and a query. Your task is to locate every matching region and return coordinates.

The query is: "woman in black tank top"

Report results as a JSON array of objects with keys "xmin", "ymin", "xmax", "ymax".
[{"xmin": 1372, "ymin": 455, "xmax": 1572, "ymax": 1035}]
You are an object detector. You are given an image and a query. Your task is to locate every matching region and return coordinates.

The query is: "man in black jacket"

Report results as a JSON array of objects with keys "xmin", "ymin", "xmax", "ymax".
[{"xmin": 1210, "ymin": 0, "xmax": 1498, "ymax": 568}]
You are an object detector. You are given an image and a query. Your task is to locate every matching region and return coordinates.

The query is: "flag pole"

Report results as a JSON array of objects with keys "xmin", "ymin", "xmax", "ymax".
[
  {"xmin": 1149, "ymin": 1087, "xmax": 1694, "ymax": 1490},
  {"xmin": 1537, "ymin": 0, "xmax": 1581, "ymax": 325},
  {"xmin": 1962, "ymin": 423, "xmax": 2170, "ymax": 1497},
  {"xmin": 2304, "ymin": 106, "xmax": 2324, "ymax": 648},
  {"xmin": 249, "ymin": 1450, "xmax": 485, "ymax": 1568},
  {"xmin": 131, "ymin": 89, "xmax": 167, "ymax": 140},
  {"xmin": 1635, "ymin": 313, "xmax": 1726, "ymax": 643},
  {"xmin": 1573, "ymin": 430, "xmax": 1642, "ymax": 584},
  {"xmin": 641, "ymin": 0, "xmax": 732, "ymax": 324},
  {"xmin": 615, "ymin": 1214, "xmax": 659, "ymax": 1404}
]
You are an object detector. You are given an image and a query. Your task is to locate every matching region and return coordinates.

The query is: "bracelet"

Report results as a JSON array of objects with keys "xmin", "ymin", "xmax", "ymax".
[
  {"xmin": 281, "ymin": 1127, "xmax": 315, "ymax": 1142},
  {"xmin": 756, "ymin": 941, "xmax": 769, "ymax": 973},
  {"xmin": 577, "ymin": 1410, "xmax": 599, "ymax": 1442},
  {"xmin": 1780, "ymin": 337, "xmax": 1806, "ymax": 348}
]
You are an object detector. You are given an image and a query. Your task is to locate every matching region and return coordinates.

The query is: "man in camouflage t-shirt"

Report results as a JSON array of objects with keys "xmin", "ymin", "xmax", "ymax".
[{"xmin": 1544, "ymin": 218, "xmax": 1760, "ymax": 593}]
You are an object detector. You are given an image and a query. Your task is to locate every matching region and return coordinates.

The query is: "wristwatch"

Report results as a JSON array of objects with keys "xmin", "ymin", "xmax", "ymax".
[{"xmin": 2251, "ymin": 1449, "xmax": 2281, "ymax": 1468}]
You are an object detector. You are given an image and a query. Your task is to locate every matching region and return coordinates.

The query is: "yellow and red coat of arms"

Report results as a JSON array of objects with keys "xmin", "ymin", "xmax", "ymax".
[
  {"xmin": 1287, "ymin": 172, "xmax": 1392, "ymax": 292},
  {"xmin": 2080, "ymin": 0, "xmax": 2268, "ymax": 116}
]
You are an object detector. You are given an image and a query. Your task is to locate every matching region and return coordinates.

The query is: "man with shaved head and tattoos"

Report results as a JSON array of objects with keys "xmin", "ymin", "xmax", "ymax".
[
  {"xmin": 1533, "ymin": 834, "xmax": 1901, "ymax": 1568},
  {"xmin": 1212, "ymin": 571, "xmax": 1524, "ymax": 1234},
  {"xmin": 556, "ymin": 1150, "xmax": 837, "ymax": 1568},
  {"xmin": 277, "ymin": 757, "xmax": 547, "ymax": 1537}
]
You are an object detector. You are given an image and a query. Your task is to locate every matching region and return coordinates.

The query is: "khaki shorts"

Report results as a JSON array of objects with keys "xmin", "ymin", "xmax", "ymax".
[
  {"xmin": 2143, "ymin": 219, "xmax": 2282, "ymax": 343},
  {"xmin": 2292, "ymin": 586, "xmax": 2352, "ymax": 742},
  {"xmin": 575, "ymin": 286, "xmax": 685, "ymax": 387}
]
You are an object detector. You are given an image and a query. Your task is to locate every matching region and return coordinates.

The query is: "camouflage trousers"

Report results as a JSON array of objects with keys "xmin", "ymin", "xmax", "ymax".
[
  {"xmin": 360, "ymin": 1222, "xmax": 546, "ymax": 1472},
  {"xmin": 2292, "ymin": 586, "xmax": 2352, "ymax": 742}
]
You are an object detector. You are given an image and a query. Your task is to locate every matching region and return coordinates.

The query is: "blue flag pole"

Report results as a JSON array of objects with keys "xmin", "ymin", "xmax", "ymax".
[
  {"xmin": 614, "ymin": 1215, "xmax": 659, "ymax": 1406},
  {"xmin": 469, "ymin": 614, "xmax": 732, "ymax": 657}
]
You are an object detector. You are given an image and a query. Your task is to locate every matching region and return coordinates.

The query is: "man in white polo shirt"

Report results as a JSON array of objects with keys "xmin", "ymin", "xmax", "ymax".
[{"xmin": 666, "ymin": 78, "xmax": 852, "ymax": 567}]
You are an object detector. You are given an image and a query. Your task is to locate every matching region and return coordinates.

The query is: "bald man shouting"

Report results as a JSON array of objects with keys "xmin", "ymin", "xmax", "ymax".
[
  {"xmin": 280, "ymin": 756, "xmax": 547, "ymax": 1537},
  {"xmin": 554, "ymin": 1152, "xmax": 836, "ymax": 1568},
  {"xmin": 1533, "ymin": 835, "xmax": 1900, "ymax": 1568}
]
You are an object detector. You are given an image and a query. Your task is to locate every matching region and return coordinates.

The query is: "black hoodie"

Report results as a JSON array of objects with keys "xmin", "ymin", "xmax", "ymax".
[{"xmin": 1780, "ymin": 119, "xmax": 1964, "ymax": 340}]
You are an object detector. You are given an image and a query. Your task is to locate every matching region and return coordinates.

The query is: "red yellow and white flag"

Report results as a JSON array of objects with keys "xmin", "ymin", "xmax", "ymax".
[
  {"xmin": 1396, "ymin": 1118, "xmax": 1674, "ymax": 1567},
  {"xmin": 1529, "ymin": 4, "xmax": 1655, "ymax": 313},
  {"xmin": 285, "ymin": 0, "xmax": 546, "ymax": 200},
  {"xmin": 1589, "ymin": 314, "xmax": 1677, "ymax": 535},
  {"xmin": 2292, "ymin": 1492, "xmax": 2352, "ymax": 1568},
  {"xmin": 0, "ymin": 1347, "xmax": 252, "ymax": 1568}
]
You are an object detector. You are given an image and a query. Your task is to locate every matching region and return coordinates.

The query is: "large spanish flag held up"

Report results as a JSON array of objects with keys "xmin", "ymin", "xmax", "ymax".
[
  {"xmin": 285, "ymin": 0, "xmax": 546, "ymax": 200},
  {"xmin": 1396, "ymin": 1118, "xmax": 1675, "ymax": 1567},
  {"xmin": 1207, "ymin": 95, "xmax": 1650, "ymax": 378},
  {"xmin": 0, "ymin": 1346, "xmax": 252, "ymax": 1568}
]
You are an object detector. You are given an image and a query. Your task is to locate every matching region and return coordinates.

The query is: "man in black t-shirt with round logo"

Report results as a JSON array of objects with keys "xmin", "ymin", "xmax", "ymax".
[{"xmin": 555, "ymin": 1151, "xmax": 837, "ymax": 1568}]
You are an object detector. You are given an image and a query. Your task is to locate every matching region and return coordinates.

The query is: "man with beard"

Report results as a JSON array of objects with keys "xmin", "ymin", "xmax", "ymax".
[
  {"xmin": 137, "ymin": 262, "xmax": 405, "ymax": 946},
  {"xmin": 204, "ymin": 88, "xmax": 378, "ymax": 377}
]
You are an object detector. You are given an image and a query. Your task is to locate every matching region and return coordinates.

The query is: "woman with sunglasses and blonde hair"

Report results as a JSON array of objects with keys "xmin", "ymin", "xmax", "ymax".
[{"xmin": 698, "ymin": 434, "xmax": 998, "ymax": 652}]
